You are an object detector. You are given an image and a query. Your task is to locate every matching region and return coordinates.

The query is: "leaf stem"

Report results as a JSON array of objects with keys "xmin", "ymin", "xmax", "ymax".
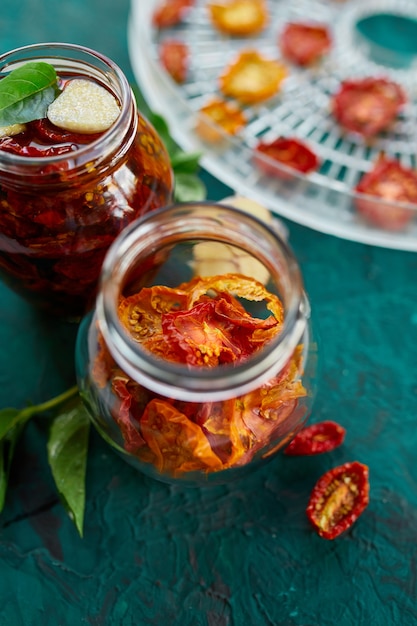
[{"xmin": 21, "ymin": 385, "xmax": 79, "ymax": 419}]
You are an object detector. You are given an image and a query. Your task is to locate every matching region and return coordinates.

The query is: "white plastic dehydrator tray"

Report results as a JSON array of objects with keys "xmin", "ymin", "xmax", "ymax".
[{"xmin": 128, "ymin": 0, "xmax": 417, "ymax": 250}]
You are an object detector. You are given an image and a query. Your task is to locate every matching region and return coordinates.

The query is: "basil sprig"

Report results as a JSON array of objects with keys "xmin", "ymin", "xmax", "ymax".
[
  {"xmin": 131, "ymin": 86, "xmax": 207, "ymax": 202},
  {"xmin": 0, "ymin": 101, "xmax": 206, "ymax": 536},
  {"xmin": 0, "ymin": 386, "xmax": 90, "ymax": 536},
  {"xmin": 0, "ymin": 61, "xmax": 58, "ymax": 126},
  {"xmin": 147, "ymin": 110, "xmax": 207, "ymax": 202}
]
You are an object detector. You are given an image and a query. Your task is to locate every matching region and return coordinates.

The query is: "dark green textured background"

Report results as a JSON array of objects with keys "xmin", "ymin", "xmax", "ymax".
[{"xmin": 1, "ymin": 1, "xmax": 417, "ymax": 624}]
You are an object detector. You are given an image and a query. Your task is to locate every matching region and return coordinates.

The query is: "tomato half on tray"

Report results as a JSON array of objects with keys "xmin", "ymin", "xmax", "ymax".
[
  {"xmin": 254, "ymin": 137, "xmax": 319, "ymax": 180},
  {"xmin": 332, "ymin": 77, "xmax": 406, "ymax": 138},
  {"xmin": 355, "ymin": 156, "xmax": 417, "ymax": 231},
  {"xmin": 279, "ymin": 21, "xmax": 332, "ymax": 66}
]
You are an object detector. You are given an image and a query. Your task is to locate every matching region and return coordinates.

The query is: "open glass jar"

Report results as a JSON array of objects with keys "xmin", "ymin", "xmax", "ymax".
[
  {"xmin": 76, "ymin": 202, "xmax": 317, "ymax": 485},
  {"xmin": 0, "ymin": 43, "xmax": 173, "ymax": 318}
]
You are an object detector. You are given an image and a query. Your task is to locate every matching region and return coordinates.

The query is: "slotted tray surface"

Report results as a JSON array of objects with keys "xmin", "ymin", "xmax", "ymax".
[{"xmin": 128, "ymin": 0, "xmax": 417, "ymax": 250}]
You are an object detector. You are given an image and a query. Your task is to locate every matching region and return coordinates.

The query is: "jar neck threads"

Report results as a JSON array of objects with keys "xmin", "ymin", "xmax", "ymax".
[
  {"xmin": 0, "ymin": 42, "xmax": 136, "ymax": 187},
  {"xmin": 96, "ymin": 202, "xmax": 309, "ymax": 402}
]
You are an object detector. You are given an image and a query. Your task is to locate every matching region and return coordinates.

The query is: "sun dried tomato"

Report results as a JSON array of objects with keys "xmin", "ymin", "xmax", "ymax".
[
  {"xmin": 112, "ymin": 375, "xmax": 146, "ymax": 454},
  {"xmin": 93, "ymin": 274, "xmax": 309, "ymax": 475},
  {"xmin": 254, "ymin": 137, "xmax": 319, "ymax": 179},
  {"xmin": 31, "ymin": 118, "xmax": 103, "ymax": 145},
  {"xmin": 196, "ymin": 97, "xmax": 247, "ymax": 143},
  {"xmin": 219, "ymin": 50, "xmax": 287, "ymax": 104},
  {"xmin": 354, "ymin": 156, "xmax": 417, "ymax": 231},
  {"xmin": 209, "ymin": 0, "xmax": 269, "ymax": 36},
  {"xmin": 158, "ymin": 39, "xmax": 189, "ymax": 84},
  {"xmin": 140, "ymin": 398, "xmax": 223, "ymax": 473},
  {"xmin": 161, "ymin": 296, "xmax": 278, "ymax": 366},
  {"xmin": 152, "ymin": 0, "xmax": 194, "ymax": 28},
  {"xmin": 332, "ymin": 77, "xmax": 406, "ymax": 138},
  {"xmin": 279, "ymin": 22, "xmax": 332, "ymax": 66},
  {"xmin": 284, "ymin": 420, "xmax": 345, "ymax": 455},
  {"xmin": 306, "ymin": 461, "xmax": 370, "ymax": 539}
]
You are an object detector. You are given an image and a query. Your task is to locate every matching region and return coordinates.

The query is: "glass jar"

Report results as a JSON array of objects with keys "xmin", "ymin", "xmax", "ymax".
[
  {"xmin": 76, "ymin": 202, "xmax": 317, "ymax": 485},
  {"xmin": 0, "ymin": 43, "xmax": 173, "ymax": 318}
]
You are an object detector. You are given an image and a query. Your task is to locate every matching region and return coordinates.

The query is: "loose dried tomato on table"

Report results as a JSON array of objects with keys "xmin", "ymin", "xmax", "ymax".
[
  {"xmin": 208, "ymin": 0, "xmax": 269, "ymax": 36},
  {"xmin": 279, "ymin": 22, "xmax": 332, "ymax": 66},
  {"xmin": 354, "ymin": 156, "xmax": 417, "ymax": 231},
  {"xmin": 93, "ymin": 273, "xmax": 307, "ymax": 475},
  {"xmin": 254, "ymin": 137, "xmax": 319, "ymax": 179},
  {"xmin": 219, "ymin": 50, "xmax": 288, "ymax": 105},
  {"xmin": 306, "ymin": 461, "xmax": 370, "ymax": 539},
  {"xmin": 284, "ymin": 420, "xmax": 345, "ymax": 456},
  {"xmin": 159, "ymin": 39, "xmax": 189, "ymax": 84},
  {"xmin": 331, "ymin": 77, "xmax": 406, "ymax": 138}
]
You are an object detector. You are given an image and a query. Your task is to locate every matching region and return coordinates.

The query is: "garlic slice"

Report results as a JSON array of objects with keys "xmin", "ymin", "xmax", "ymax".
[{"xmin": 47, "ymin": 79, "xmax": 120, "ymax": 134}]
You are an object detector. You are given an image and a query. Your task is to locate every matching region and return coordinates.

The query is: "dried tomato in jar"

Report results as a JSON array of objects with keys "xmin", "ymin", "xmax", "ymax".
[
  {"xmin": 0, "ymin": 43, "xmax": 173, "ymax": 318},
  {"xmin": 76, "ymin": 202, "xmax": 317, "ymax": 485}
]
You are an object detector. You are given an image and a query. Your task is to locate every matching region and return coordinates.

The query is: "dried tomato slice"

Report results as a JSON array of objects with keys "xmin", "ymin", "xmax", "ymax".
[
  {"xmin": 152, "ymin": 0, "xmax": 194, "ymax": 28},
  {"xmin": 219, "ymin": 50, "xmax": 287, "ymax": 104},
  {"xmin": 31, "ymin": 119, "xmax": 103, "ymax": 145},
  {"xmin": 280, "ymin": 22, "xmax": 332, "ymax": 66},
  {"xmin": 112, "ymin": 375, "xmax": 146, "ymax": 454},
  {"xmin": 139, "ymin": 398, "xmax": 223, "ymax": 473},
  {"xmin": 332, "ymin": 77, "xmax": 406, "ymax": 138},
  {"xmin": 209, "ymin": 0, "xmax": 269, "ymax": 36},
  {"xmin": 0, "ymin": 137, "xmax": 76, "ymax": 157},
  {"xmin": 354, "ymin": 156, "xmax": 417, "ymax": 231},
  {"xmin": 254, "ymin": 137, "xmax": 319, "ymax": 178},
  {"xmin": 162, "ymin": 296, "xmax": 278, "ymax": 366},
  {"xmin": 306, "ymin": 461, "xmax": 370, "ymax": 539},
  {"xmin": 159, "ymin": 39, "xmax": 189, "ymax": 84},
  {"xmin": 196, "ymin": 97, "xmax": 247, "ymax": 143},
  {"xmin": 284, "ymin": 420, "xmax": 345, "ymax": 455}
]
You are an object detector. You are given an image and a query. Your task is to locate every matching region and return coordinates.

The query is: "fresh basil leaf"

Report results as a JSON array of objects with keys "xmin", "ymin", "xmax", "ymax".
[
  {"xmin": 174, "ymin": 173, "xmax": 207, "ymax": 202},
  {"xmin": 47, "ymin": 402, "xmax": 90, "ymax": 537},
  {"xmin": 0, "ymin": 61, "xmax": 58, "ymax": 126},
  {"xmin": 147, "ymin": 111, "xmax": 177, "ymax": 155},
  {"xmin": 0, "ymin": 423, "xmax": 24, "ymax": 512},
  {"xmin": 171, "ymin": 151, "xmax": 202, "ymax": 174}
]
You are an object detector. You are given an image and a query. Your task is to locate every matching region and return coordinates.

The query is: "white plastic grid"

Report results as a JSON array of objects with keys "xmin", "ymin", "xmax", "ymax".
[{"xmin": 128, "ymin": 0, "xmax": 417, "ymax": 250}]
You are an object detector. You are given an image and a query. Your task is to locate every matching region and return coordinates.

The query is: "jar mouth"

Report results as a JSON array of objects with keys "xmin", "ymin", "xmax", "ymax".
[
  {"xmin": 0, "ymin": 42, "xmax": 133, "ymax": 171},
  {"xmin": 96, "ymin": 202, "xmax": 309, "ymax": 402}
]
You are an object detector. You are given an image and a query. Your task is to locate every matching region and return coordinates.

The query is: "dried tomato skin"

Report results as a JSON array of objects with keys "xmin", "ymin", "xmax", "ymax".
[
  {"xmin": 284, "ymin": 420, "xmax": 345, "ymax": 456},
  {"xmin": 152, "ymin": 0, "xmax": 194, "ymax": 28},
  {"xmin": 254, "ymin": 137, "xmax": 319, "ymax": 178},
  {"xmin": 280, "ymin": 22, "xmax": 332, "ymax": 66},
  {"xmin": 354, "ymin": 157, "xmax": 417, "ymax": 231},
  {"xmin": 196, "ymin": 97, "xmax": 247, "ymax": 143},
  {"xmin": 209, "ymin": 0, "xmax": 269, "ymax": 37},
  {"xmin": 306, "ymin": 461, "xmax": 370, "ymax": 540},
  {"xmin": 159, "ymin": 39, "xmax": 189, "ymax": 84},
  {"xmin": 332, "ymin": 77, "xmax": 406, "ymax": 138},
  {"xmin": 219, "ymin": 50, "xmax": 287, "ymax": 105}
]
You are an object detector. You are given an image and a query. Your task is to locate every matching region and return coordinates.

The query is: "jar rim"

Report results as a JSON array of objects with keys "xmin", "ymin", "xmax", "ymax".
[
  {"xmin": 96, "ymin": 201, "xmax": 309, "ymax": 402},
  {"xmin": 0, "ymin": 42, "xmax": 133, "ymax": 168}
]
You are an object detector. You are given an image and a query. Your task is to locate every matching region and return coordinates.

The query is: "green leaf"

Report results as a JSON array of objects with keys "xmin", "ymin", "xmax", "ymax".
[
  {"xmin": 0, "ymin": 423, "xmax": 24, "ymax": 512},
  {"xmin": 47, "ymin": 401, "xmax": 90, "ymax": 537},
  {"xmin": 0, "ymin": 386, "xmax": 79, "ymax": 443},
  {"xmin": 147, "ymin": 111, "xmax": 177, "ymax": 155},
  {"xmin": 171, "ymin": 150, "xmax": 202, "ymax": 174},
  {"xmin": 0, "ymin": 61, "xmax": 58, "ymax": 126},
  {"xmin": 174, "ymin": 173, "xmax": 207, "ymax": 202},
  {"xmin": 0, "ymin": 407, "xmax": 22, "ymax": 440}
]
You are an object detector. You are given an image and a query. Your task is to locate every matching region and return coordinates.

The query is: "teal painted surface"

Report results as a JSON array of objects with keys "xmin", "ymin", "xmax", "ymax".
[{"xmin": 1, "ymin": 2, "xmax": 417, "ymax": 625}]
